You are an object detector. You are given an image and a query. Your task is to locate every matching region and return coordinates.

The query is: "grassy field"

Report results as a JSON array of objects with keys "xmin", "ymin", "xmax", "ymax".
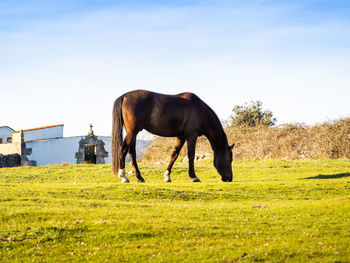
[{"xmin": 0, "ymin": 159, "xmax": 349, "ymax": 262}]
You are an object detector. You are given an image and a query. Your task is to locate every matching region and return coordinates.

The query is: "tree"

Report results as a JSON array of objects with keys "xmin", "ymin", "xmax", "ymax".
[{"xmin": 228, "ymin": 101, "xmax": 276, "ymax": 127}]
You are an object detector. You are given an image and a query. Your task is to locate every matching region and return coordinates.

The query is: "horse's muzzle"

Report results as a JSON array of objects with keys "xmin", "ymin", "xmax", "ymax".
[{"xmin": 221, "ymin": 177, "xmax": 232, "ymax": 182}]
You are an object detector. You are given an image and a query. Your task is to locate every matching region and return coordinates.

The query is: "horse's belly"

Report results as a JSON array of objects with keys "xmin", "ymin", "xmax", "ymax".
[{"xmin": 144, "ymin": 125, "xmax": 182, "ymax": 138}]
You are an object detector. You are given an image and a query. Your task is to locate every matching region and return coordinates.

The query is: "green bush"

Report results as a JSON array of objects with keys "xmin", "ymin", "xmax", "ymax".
[{"xmin": 228, "ymin": 101, "xmax": 276, "ymax": 127}]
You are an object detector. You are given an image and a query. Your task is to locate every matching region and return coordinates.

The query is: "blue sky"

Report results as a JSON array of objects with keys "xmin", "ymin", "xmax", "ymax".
[{"xmin": 1, "ymin": 0, "xmax": 349, "ymax": 136}]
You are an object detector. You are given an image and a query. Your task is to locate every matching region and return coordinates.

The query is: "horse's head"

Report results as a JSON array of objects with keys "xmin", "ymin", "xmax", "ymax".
[{"xmin": 214, "ymin": 143, "xmax": 234, "ymax": 182}]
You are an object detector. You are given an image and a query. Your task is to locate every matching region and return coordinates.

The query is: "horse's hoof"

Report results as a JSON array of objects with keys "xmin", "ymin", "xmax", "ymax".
[
  {"xmin": 138, "ymin": 178, "xmax": 145, "ymax": 183},
  {"xmin": 164, "ymin": 177, "xmax": 172, "ymax": 183},
  {"xmin": 192, "ymin": 177, "xmax": 201, "ymax": 182},
  {"xmin": 164, "ymin": 171, "xmax": 171, "ymax": 182},
  {"xmin": 121, "ymin": 177, "xmax": 129, "ymax": 183}
]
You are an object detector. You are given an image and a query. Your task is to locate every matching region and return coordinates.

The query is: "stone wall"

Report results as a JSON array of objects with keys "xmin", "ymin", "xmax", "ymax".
[{"xmin": 0, "ymin": 153, "xmax": 21, "ymax": 168}]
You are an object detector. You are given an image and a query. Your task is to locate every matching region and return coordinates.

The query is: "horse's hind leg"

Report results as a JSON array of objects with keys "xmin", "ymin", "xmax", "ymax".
[
  {"xmin": 187, "ymin": 136, "xmax": 201, "ymax": 182},
  {"xmin": 128, "ymin": 137, "xmax": 145, "ymax": 182},
  {"xmin": 164, "ymin": 137, "xmax": 185, "ymax": 182},
  {"xmin": 118, "ymin": 134, "xmax": 132, "ymax": 183}
]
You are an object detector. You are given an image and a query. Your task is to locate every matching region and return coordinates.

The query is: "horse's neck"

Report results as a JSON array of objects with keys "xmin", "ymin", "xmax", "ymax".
[{"xmin": 203, "ymin": 111, "xmax": 227, "ymax": 152}]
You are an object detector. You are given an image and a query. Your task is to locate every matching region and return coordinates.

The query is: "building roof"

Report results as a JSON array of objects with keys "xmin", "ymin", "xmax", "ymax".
[
  {"xmin": 0, "ymin": 126, "xmax": 14, "ymax": 131},
  {"xmin": 12, "ymin": 124, "xmax": 64, "ymax": 133}
]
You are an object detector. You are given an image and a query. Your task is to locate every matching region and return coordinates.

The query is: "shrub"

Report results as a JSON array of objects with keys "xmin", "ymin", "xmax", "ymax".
[
  {"xmin": 141, "ymin": 118, "xmax": 350, "ymax": 163},
  {"xmin": 228, "ymin": 101, "xmax": 276, "ymax": 127}
]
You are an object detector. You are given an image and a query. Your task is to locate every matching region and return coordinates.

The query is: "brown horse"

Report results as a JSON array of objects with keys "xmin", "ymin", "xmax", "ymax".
[{"xmin": 112, "ymin": 90, "xmax": 234, "ymax": 183}]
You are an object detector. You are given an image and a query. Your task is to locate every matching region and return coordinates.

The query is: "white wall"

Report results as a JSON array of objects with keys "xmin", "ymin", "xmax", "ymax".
[
  {"xmin": 26, "ymin": 137, "xmax": 82, "ymax": 166},
  {"xmin": 26, "ymin": 135, "xmax": 152, "ymax": 166},
  {"xmin": 0, "ymin": 143, "xmax": 21, "ymax": 155},
  {"xmin": 21, "ymin": 125, "xmax": 64, "ymax": 142}
]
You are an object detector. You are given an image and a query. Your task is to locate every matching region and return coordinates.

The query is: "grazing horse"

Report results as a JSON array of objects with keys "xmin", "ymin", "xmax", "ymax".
[{"xmin": 112, "ymin": 90, "xmax": 234, "ymax": 183}]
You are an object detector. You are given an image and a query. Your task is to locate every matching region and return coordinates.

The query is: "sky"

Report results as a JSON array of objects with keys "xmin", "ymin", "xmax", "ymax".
[{"xmin": 1, "ymin": 0, "xmax": 350, "ymax": 137}]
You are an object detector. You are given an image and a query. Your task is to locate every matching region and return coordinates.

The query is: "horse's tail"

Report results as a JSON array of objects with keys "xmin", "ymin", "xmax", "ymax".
[{"xmin": 112, "ymin": 96, "xmax": 124, "ymax": 175}]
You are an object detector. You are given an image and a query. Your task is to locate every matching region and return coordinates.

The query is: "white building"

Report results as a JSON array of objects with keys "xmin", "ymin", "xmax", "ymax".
[
  {"xmin": 0, "ymin": 124, "xmax": 151, "ymax": 167},
  {"xmin": 0, "ymin": 126, "xmax": 14, "ymax": 144}
]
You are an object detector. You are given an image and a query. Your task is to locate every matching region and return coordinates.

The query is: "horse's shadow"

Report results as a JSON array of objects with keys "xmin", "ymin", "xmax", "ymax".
[{"xmin": 302, "ymin": 173, "xmax": 350, "ymax": 180}]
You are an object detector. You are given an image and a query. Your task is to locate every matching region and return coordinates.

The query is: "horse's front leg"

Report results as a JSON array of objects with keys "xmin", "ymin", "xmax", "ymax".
[
  {"xmin": 187, "ymin": 136, "xmax": 201, "ymax": 182},
  {"xmin": 128, "ymin": 138, "xmax": 145, "ymax": 182},
  {"xmin": 164, "ymin": 137, "xmax": 185, "ymax": 182}
]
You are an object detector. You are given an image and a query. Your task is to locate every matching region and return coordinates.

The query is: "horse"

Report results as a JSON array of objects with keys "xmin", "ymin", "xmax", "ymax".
[{"xmin": 112, "ymin": 90, "xmax": 234, "ymax": 183}]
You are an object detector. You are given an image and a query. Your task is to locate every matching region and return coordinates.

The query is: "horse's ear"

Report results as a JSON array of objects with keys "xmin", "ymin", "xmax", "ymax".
[{"xmin": 229, "ymin": 143, "xmax": 235, "ymax": 151}]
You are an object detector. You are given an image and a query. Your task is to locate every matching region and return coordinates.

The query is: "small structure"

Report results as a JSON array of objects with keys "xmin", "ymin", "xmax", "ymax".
[
  {"xmin": 0, "ymin": 124, "xmax": 151, "ymax": 167},
  {"xmin": 75, "ymin": 125, "xmax": 108, "ymax": 164}
]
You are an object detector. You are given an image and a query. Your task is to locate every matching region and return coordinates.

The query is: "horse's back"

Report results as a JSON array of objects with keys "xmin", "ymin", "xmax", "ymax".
[
  {"xmin": 175, "ymin": 92, "xmax": 202, "ymax": 103},
  {"xmin": 120, "ymin": 90, "xmax": 207, "ymax": 137},
  {"xmin": 122, "ymin": 90, "xmax": 204, "ymax": 113}
]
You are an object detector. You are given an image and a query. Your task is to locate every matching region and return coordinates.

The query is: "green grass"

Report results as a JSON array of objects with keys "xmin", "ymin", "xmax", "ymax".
[{"xmin": 0, "ymin": 159, "xmax": 349, "ymax": 262}]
